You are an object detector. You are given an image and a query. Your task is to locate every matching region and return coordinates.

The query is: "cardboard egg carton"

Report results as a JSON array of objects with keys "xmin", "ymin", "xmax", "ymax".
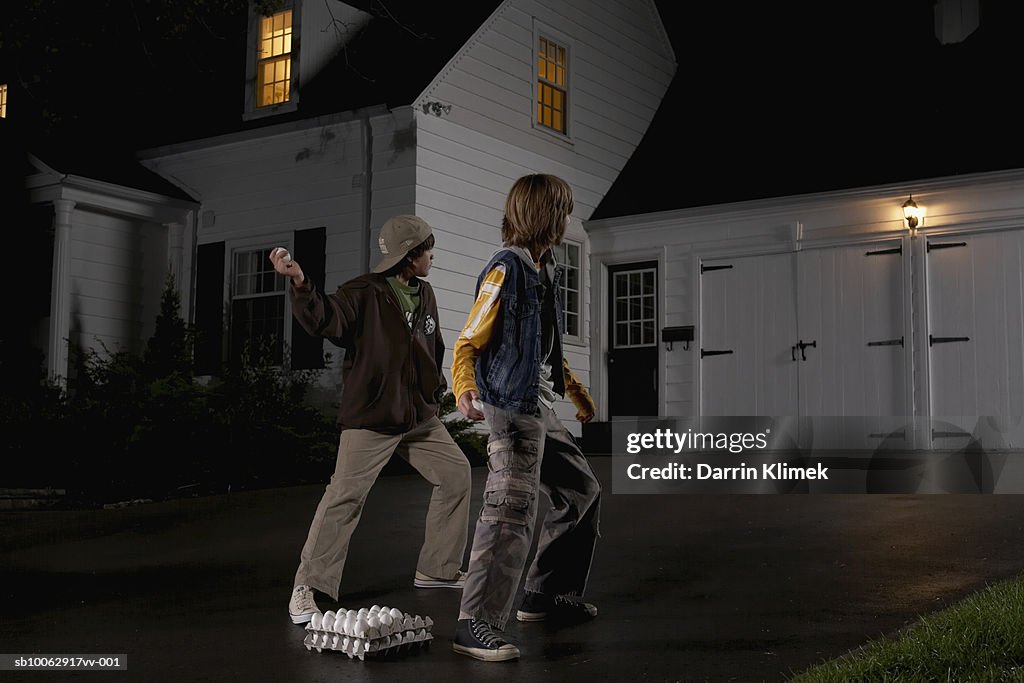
[{"xmin": 303, "ymin": 605, "xmax": 434, "ymax": 661}]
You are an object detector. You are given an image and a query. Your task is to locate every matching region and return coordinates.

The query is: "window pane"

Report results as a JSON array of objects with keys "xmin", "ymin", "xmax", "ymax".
[
  {"xmin": 566, "ymin": 311, "xmax": 579, "ymax": 337},
  {"xmin": 643, "ymin": 270, "xmax": 654, "ymax": 294},
  {"xmin": 553, "ymin": 111, "xmax": 563, "ymax": 132},
  {"xmin": 614, "ymin": 273, "xmax": 627, "ymax": 298},
  {"xmin": 630, "ymin": 298, "xmax": 641, "ymax": 320},
  {"xmin": 630, "ymin": 273, "xmax": 640, "ymax": 296},
  {"xmin": 630, "ymin": 322, "xmax": 641, "ymax": 346},
  {"xmin": 643, "ymin": 322, "xmax": 654, "ymax": 346},
  {"xmin": 566, "ymin": 267, "xmax": 577, "ymax": 290},
  {"xmin": 284, "ymin": 34, "xmax": 292, "ymax": 54},
  {"xmin": 616, "ymin": 322, "xmax": 629, "ymax": 346},
  {"xmin": 616, "ymin": 299, "xmax": 628, "ymax": 322},
  {"xmin": 643, "ymin": 297, "xmax": 654, "ymax": 319},
  {"xmin": 566, "ymin": 290, "xmax": 578, "ymax": 314}
]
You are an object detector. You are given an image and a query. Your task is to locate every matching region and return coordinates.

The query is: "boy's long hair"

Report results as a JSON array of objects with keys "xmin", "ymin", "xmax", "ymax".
[{"xmin": 501, "ymin": 174, "xmax": 574, "ymax": 257}]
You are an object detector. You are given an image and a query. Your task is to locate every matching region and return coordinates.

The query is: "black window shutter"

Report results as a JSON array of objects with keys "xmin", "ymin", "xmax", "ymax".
[
  {"xmin": 194, "ymin": 241, "xmax": 225, "ymax": 375},
  {"xmin": 291, "ymin": 227, "xmax": 326, "ymax": 370}
]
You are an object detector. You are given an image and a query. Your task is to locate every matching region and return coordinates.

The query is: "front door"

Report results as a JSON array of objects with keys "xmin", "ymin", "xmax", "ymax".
[{"xmin": 607, "ymin": 261, "xmax": 658, "ymax": 417}]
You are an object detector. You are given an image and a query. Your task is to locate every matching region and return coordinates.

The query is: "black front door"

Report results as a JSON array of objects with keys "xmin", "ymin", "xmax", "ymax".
[{"xmin": 607, "ymin": 261, "xmax": 658, "ymax": 417}]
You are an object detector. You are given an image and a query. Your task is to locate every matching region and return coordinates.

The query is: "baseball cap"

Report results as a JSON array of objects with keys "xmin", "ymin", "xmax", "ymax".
[{"xmin": 371, "ymin": 215, "xmax": 434, "ymax": 273}]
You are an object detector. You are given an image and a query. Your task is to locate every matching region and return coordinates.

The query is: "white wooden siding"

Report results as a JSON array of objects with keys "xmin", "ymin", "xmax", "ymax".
[
  {"xmin": 68, "ymin": 211, "xmax": 166, "ymax": 357},
  {"xmin": 142, "ymin": 111, "xmax": 413, "ymax": 395},
  {"xmin": 416, "ymin": 0, "xmax": 674, "ymax": 206}
]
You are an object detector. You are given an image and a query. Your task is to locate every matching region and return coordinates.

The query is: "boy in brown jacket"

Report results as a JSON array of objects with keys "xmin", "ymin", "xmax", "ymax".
[{"xmin": 270, "ymin": 215, "xmax": 471, "ymax": 624}]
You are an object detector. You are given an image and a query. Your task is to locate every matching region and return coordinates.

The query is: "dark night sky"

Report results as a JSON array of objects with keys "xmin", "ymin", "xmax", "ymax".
[
  {"xmin": 5, "ymin": 1, "xmax": 1022, "ymax": 219},
  {"xmin": 594, "ymin": 0, "xmax": 1024, "ymax": 218}
]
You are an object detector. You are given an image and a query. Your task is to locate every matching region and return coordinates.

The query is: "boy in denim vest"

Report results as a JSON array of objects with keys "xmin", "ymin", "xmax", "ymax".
[{"xmin": 450, "ymin": 174, "xmax": 602, "ymax": 662}]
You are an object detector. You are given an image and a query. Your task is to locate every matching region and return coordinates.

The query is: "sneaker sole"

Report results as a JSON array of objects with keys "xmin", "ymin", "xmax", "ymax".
[
  {"xmin": 413, "ymin": 580, "xmax": 465, "ymax": 589},
  {"xmin": 452, "ymin": 643, "xmax": 520, "ymax": 662},
  {"xmin": 517, "ymin": 606, "xmax": 598, "ymax": 622},
  {"xmin": 516, "ymin": 610, "xmax": 548, "ymax": 622},
  {"xmin": 290, "ymin": 612, "xmax": 316, "ymax": 625}
]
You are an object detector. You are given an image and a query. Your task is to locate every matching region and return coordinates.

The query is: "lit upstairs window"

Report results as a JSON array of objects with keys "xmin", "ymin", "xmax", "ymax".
[
  {"xmin": 537, "ymin": 37, "xmax": 567, "ymax": 134},
  {"xmin": 257, "ymin": 10, "xmax": 293, "ymax": 107},
  {"xmin": 0, "ymin": 84, "xmax": 7, "ymax": 118}
]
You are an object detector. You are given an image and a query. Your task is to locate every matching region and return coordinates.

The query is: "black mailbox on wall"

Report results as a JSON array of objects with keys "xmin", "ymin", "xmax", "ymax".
[{"xmin": 661, "ymin": 325, "xmax": 694, "ymax": 350}]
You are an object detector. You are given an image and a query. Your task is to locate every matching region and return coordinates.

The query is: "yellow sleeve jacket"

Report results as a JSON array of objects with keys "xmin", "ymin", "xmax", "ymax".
[{"xmin": 453, "ymin": 264, "xmax": 597, "ymax": 420}]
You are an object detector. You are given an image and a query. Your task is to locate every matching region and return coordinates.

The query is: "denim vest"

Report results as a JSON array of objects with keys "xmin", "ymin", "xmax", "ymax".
[{"xmin": 475, "ymin": 247, "xmax": 565, "ymax": 415}]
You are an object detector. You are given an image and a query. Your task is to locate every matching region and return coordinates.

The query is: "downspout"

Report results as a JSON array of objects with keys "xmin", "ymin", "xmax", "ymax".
[{"xmin": 361, "ymin": 114, "xmax": 373, "ymax": 274}]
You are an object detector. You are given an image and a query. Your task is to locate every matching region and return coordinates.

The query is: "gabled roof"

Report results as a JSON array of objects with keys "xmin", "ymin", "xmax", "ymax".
[
  {"xmin": 5, "ymin": 1, "xmax": 504, "ymax": 194},
  {"xmin": 298, "ymin": 0, "xmax": 505, "ymax": 117},
  {"xmin": 147, "ymin": 0, "xmax": 506, "ymax": 148}
]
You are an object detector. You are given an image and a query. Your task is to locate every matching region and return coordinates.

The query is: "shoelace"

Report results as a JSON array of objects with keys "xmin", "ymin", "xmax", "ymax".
[
  {"xmin": 470, "ymin": 620, "xmax": 502, "ymax": 648},
  {"xmin": 552, "ymin": 595, "xmax": 590, "ymax": 612},
  {"xmin": 294, "ymin": 588, "xmax": 316, "ymax": 610}
]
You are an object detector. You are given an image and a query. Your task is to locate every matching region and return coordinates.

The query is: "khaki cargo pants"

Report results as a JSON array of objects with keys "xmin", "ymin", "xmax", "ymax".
[
  {"xmin": 294, "ymin": 416, "xmax": 471, "ymax": 600},
  {"xmin": 459, "ymin": 402, "xmax": 602, "ymax": 629}
]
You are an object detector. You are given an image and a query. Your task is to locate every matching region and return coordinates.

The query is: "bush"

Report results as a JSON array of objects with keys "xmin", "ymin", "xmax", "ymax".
[{"xmin": 4, "ymin": 272, "xmax": 492, "ymax": 504}]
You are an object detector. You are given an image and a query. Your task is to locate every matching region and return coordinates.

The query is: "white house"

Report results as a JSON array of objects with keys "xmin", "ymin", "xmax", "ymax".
[
  {"xmin": 132, "ymin": 0, "xmax": 677, "ymax": 431},
  {"xmin": 22, "ymin": 0, "xmax": 1022, "ymax": 453}
]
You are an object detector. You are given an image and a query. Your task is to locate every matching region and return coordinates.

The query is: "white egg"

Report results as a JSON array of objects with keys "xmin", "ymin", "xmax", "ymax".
[
  {"xmin": 321, "ymin": 610, "xmax": 336, "ymax": 631},
  {"xmin": 310, "ymin": 612, "xmax": 322, "ymax": 630}
]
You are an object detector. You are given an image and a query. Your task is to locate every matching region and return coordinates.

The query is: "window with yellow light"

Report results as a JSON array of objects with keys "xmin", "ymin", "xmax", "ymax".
[
  {"xmin": 537, "ymin": 37, "xmax": 567, "ymax": 134},
  {"xmin": 0, "ymin": 84, "xmax": 7, "ymax": 118},
  {"xmin": 257, "ymin": 10, "xmax": 293, "ymax": 107}
]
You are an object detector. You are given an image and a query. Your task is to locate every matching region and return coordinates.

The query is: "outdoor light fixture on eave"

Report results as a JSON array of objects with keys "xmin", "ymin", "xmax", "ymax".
[{"xmin": 903, "ymin": 195, "xmax": 923, "ymax": 230}]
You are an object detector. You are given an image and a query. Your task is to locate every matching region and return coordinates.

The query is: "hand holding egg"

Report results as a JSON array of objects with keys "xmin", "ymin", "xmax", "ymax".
[{"xmin": 269, "ymin": 246, "xmax": 305, "ymax": 284}]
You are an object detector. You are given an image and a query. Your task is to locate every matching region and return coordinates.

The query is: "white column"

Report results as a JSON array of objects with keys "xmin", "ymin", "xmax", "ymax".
[
  {"xmin": 47, "ymin": 199, "xmax": 76, "ymax": 386},
  {"xmin": 168, "ymin": 221, "xmax": 185, "ymax": 291}
]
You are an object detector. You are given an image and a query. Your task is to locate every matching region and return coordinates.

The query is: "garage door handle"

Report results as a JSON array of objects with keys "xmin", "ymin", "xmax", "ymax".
[
  {"xmin": 929, "ymin": 335, "xmax": 970, "ymax": 346},
  {"xmin": 797, "ymin": 339, "xmax": 816, "ymax": 361},
  {"xmin": 867, "ymin": 337, "xmax": 904, "ymax": 347},
  {"xmin": 701, "ymin": 349, "xmax": 733, "ymax": 359}
]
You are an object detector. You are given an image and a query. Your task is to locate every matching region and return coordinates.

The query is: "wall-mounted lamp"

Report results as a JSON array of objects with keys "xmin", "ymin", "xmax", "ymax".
[
  {"xmin": 903, "ymin": 195, "xmax": 923, "ymax": 230},
  {"xmin": 421, "ymin": 101, "xmax": 452, "ymax": 117}
]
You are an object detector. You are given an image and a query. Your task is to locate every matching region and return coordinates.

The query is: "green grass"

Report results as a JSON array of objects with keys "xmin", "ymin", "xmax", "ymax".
[{"xmin": 789, "ymin": 574, "xmax": 1024, "ymax": 682}]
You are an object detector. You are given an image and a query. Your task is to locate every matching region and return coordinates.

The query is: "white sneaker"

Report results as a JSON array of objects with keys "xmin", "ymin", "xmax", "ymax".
[
  {"xmin": 288, "ymin": 585, "xmax": 320, "ymax": 624},
  {"xmin": 414, "ymin": 570, "xmax": 467, "ymax": 589}
]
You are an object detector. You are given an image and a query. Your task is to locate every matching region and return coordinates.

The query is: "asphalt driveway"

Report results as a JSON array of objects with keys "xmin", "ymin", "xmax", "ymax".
[{"xmin": 3, "ymin": 455, "xmax": 1023, "ymax": 682}]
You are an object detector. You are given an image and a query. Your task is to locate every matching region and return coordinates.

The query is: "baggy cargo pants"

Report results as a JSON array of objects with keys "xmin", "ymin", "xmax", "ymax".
[{"xmin": 459, "ymin": 401, "xmax": 602, "ymax": 629}]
